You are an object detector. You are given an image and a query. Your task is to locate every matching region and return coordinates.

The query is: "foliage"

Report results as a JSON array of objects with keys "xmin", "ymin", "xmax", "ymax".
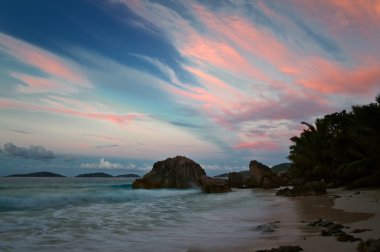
[
  {"xmin": 288, "ymin": 95, "xmax": 380, "ymax": 184},
  {"xmin": 271, "ymin": 163, "xmax": 292, "ymax": 174}
]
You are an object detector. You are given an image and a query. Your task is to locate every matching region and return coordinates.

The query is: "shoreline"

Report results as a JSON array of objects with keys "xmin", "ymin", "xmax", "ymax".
[
  {"xmin": 297, "ymin": 188, "xmax": 380, "ymax": 252},
  {"xmin": 245, "ymin": 188, "xmax": 380, "ymax": 252}
]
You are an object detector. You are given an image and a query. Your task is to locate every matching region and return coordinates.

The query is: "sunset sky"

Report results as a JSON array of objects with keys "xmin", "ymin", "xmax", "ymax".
[{"xmin": 0, "ymin": 0, "xmax": 379, "ymax": 176}]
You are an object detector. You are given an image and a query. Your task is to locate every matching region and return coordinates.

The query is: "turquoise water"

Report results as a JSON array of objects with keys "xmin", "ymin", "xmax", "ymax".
[{"xmin": 0, "ymin": 178, "xmax": 300, "ymax": 251}]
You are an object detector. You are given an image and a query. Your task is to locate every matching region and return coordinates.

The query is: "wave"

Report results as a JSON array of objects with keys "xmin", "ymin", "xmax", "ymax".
[
  {"xmin": 0, "ymin": 188, "xmax": 199, "ymax": 212},
  {"xmin": 108, "ymin": 184, "xmax": 132, "ymax": 189}
]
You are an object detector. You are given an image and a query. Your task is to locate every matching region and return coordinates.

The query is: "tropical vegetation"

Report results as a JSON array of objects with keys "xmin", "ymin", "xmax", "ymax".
[{"xmin": 288, "ymin": 95, "xmax": 380, "ymax": 187}]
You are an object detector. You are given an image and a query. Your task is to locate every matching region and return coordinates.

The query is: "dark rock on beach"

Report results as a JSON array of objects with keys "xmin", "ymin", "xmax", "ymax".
[
  {"xmin": 6, "ymin": 171, "xmax": 65, "ymax": 177},
  {"xmin": 357, "ymin": 238, "xmax": 380, "ymax": 252},
  {"xmin": 132, "ymin": 156, "xmax": 206, "ymax": 189},
  {"xmin": 254, "ymin": 221, "xmax": 280, "ymax": 233},
  {"xmin": 200, "ymin": 175, "xmax": 231, "ymax": 193},
  {"xmin": 308, "ymin": 219, "xmax": 361, "ymax": 243},
  {"xmin": 351, "ymin": 229, "xmax": 372, "ymax": 233},
  {"xmin": 228, "ymin": 172, "xmax": 244, "ymax": 188},
  {"xmin": 276, "ymin": 181, "xmax": 326, "ymax": 197},
  {"xmin": 247, "ymin": 160, "xmax": 283, "ymax": 189},
  {"xmin": 256, "ymin": 245, "xmax": 303, "ymax": 252},
  {"xmin": 336, "ymin": 233, "xmax": 360, "ymax": 242}
]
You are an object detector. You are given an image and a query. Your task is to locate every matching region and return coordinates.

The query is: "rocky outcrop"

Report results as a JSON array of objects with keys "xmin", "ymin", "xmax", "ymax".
[
  {"xmin": 228, "ymin": 172, "xmax": 244, "ymax": 188},
  {"xmin": 132, "ymin": 156, "xmax": 205, "ymax": 189},
  {"xmin": 307, "ymin": 219, "xmax": 361, "ymax": 243},
  {"xmin": 200, "ymin": 175, "xmax": 231, "ymax": 193},
  {"xmin": 357, "ymin": 238, "xmax": 380, "ymax": 252},
  {"xmin": 254, "ymin": 221, "xmax": 280, "ymax": 233},
  {"xmin": 247, "ymin": 160, "xmax": 282, "ymax": 189},
  {"xmin": 276, "ymin": 181, "xmax": 327, "ymax": 197}
]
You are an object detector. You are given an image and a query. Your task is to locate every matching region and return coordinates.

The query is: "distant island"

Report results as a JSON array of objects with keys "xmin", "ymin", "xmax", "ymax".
[
  {"xmin": 6, "ymin": 171, "xmax": 65, "ymax": 177},
  {"xmin": 271, "ymin": 163, "xmax": 292, "ymax": 174},
  {"xmin": 4, "ymin": 171, "xmax": 141, "ymax": 178},
  {"xmin": 214, "ymin": 172, "xmax": 229, "ymax": 178},
  {"xmin": 116, "ymin": 174, "xmax": 140, "ymax": 178},
  {"xmin": 214, "ymin": 170, "xmax": 250, "ymax": 178},
  {"xmin": 76, "ymin": 172, "xmax": 113, "ymax": 178}
]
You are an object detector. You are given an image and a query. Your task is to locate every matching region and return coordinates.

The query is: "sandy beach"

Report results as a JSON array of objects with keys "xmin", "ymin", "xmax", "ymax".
[{"xmin": 247, "ymin": 188, "xmax": 380, "ymax": 252}]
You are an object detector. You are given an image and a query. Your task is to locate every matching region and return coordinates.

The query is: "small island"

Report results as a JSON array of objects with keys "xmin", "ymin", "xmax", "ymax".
[
  {"xmin": 75, "ymin": 172, "xmax": 113, "ymax": 178},
  {"xmin": 6, "ymin": 171, "xmax": 65, "ymax": 177},
  {"xmin": 116, "ymin": 174, "xmax": 140, "ymax": 178}
]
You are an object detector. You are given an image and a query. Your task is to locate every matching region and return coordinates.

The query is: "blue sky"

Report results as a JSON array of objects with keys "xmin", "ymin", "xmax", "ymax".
[{"xmin": 0, "ymin": 0, "xmax": 379, "ymax": 176}]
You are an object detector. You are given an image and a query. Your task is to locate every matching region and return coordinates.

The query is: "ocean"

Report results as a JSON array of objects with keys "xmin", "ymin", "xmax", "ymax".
[{"xmin": 0, "ymin": 178, "xmax": 302, "ymax": 252}]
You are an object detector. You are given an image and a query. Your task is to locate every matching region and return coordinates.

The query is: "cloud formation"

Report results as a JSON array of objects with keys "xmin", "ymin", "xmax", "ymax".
[
  {"xmin": 113, "ymin": 0, "xmax": 380, "ymax": 159},
  {"xmin": 1, "ymin": 1, "xmax": 379, "ymax": 168},
  {"xmin": 80, "ymin": 158, "xmax": 124, "ymax": 169},
  {"xmin": 0, "ymin": 33, "xmax": 90, "ymax": 94},
  {"xmin": 3, "ymin": 143, "xmax": 55, "ymax": 160}
]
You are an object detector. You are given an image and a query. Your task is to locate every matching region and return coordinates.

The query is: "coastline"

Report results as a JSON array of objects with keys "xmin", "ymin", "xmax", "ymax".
[{"xmin": 243, "ymin": 188, "xmax": 380, "ymax": 252}]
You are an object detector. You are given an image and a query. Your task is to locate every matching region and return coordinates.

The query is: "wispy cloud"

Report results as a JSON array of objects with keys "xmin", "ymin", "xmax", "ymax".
[
  {"xmin": 0, "ymin": 98, "xmax": 144, "ymax": 126},
  {"xmin": 10, "ymin": 130, "xmax": 30, "ymax": 134},
  {"xmin": 0, "ymin": 33, "xmax": 90, "ymax": 94},
  {"xmin": 95, "ymin": 144, "xmax": 119, "ymax": 149},
  {"xmin": 81, "ymin": 134, "xmax": 122, "ymax": 142},
  {"xmin": 110, "ymin": 0, "xmax": 379, "ymax": 159}
]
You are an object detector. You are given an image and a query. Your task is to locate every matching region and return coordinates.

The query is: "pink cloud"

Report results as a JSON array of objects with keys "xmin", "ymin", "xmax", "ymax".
[
  {"xmin": 0, "ymin": 33, "xmax": 90, "ymax": 90},
  {"xmin": 193, "ymin": 4, "xmax": 290, "ymax": 71},
  {"xmin": 0, "ymin": 98, "xmax": 143, "ymax": 126},
  {"xmin": 11, "ymin": 72, "xmax": 76, "ymax": 94},
  {"xmin": 180, "ymin": 34, "xmax": 266, "ymax": 80},
  {"xmin": 299, "ymin": 58, "xmax": 380, "ymax": 94}
]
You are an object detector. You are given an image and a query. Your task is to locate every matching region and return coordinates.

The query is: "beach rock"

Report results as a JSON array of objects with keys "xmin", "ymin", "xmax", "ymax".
[
  {"xmin": 357, "ymin": 238, "xmax": 380, "ymax": 252},
  {"xmin": 228, "ymin": 172, "xmax": 244, "ymax": 188},
  {"xmin": 200, "ymin": 175, "xmax": 231, "ymax": 193},
  {"xmin": 336, "ymin": 233, "xmax": 360, "ymax": 242},
  {"xmin": 256, "ymin": 245, "xmax": 303, "ymax": 252},
  {"xmin": 247, "ymin": 160, "xmax": 282, "ymax": 189},
  {"xmin": 132, "ymin": 156, "xmax": 206, "ymax": 189},
  {"xmin": 351, "ymin": 229, "xmax": 372, "ymax": 233},
  {"xmin": 276, "ymin": 181, "xmax": 326, "ymax": 197},
  {"xmin": 307, "ymin": 219, "xmax": 360, "ymax": 242},
  {"xmin": 254, "ymin": 222, "xmax": 280, "ymax": 233}
]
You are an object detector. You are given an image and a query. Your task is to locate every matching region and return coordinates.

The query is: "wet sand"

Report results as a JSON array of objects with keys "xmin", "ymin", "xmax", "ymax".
[{"xmin": 250, "ymin": 188, "xmax": 380, "ymax": 252}]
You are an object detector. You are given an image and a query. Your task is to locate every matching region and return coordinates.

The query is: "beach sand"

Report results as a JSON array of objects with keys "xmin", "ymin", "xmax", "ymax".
[{"xmin": 250, "ymin": 188, "xmax": 380, "ymax": 252}]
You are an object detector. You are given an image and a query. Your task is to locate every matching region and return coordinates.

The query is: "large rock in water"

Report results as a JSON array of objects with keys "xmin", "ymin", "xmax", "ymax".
[
  {"xmin": 200, "ymin": 175, "xmax": 231, "ymax": 193},
  {"xmin": 228, "ymin": 172, "xmax": 244, "ymax": 188},
  {"xmin": 247, "ymin": 160, "xmax": 282, "ymax": 189},
  {"xmin": 132, "ymin": 156, "xmax": 206, "ymax": 189}
]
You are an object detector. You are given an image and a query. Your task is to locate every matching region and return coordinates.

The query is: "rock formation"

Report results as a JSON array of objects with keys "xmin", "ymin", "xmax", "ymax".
[
  {"xmin": 200, "ymin": 175, "xmax": 231, "ymax": 193},
  {"xmin": 228, "ymin": 172, "xmax": 244, "ymax": 188},
  {"xmin": 247, "ymin": 160, "xmax": 282, "ymax": 189},
  {"xmin": 132, "ymin": 156, "xmax": 206, "ymax": 189},
  {"xmin": 276, "ymin": 181, "xmax": 327, "ymax": 197},
  {"xmin": 357, "ymin": 238, "xmax": 380, "ymax": 252}
]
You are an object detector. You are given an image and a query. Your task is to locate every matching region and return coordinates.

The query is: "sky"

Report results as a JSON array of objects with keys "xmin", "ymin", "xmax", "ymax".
[{"xmin": 0, "ymin": 0, "xmax": 380, "ymax": 176}]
